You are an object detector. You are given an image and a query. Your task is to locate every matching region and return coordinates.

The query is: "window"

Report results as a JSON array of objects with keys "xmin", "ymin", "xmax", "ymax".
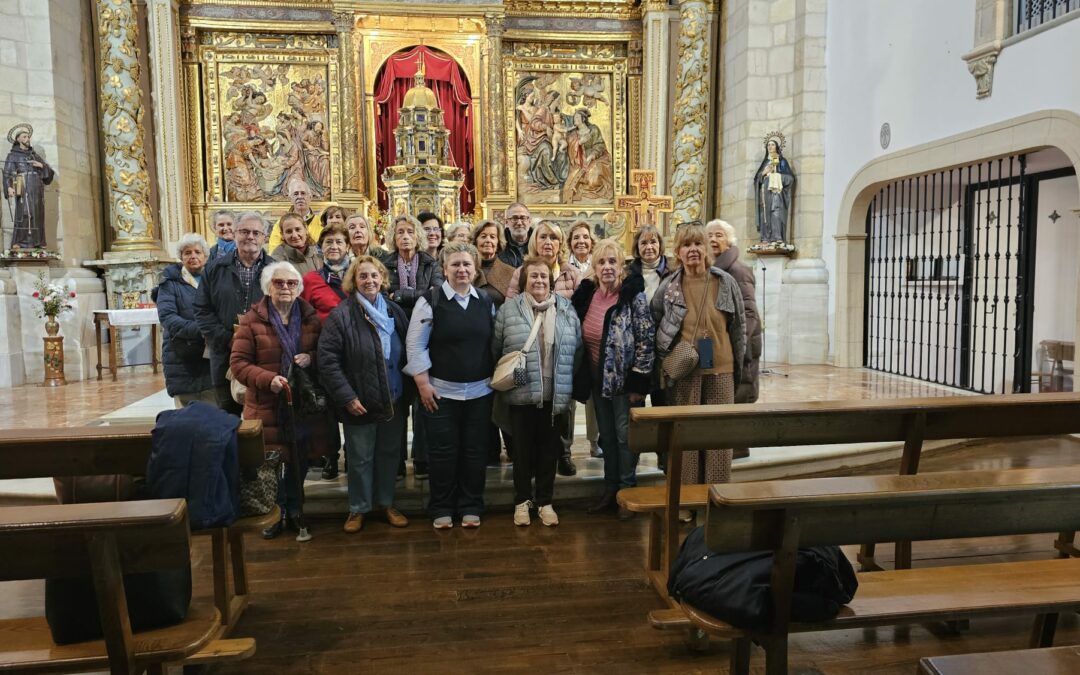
[{"xmin": 1016, "ymin": 0, "xmax": 1080, "ymax": 34}]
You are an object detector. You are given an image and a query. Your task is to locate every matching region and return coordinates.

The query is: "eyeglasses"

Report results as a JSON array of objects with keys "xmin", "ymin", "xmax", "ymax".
[
  {"xmin": 675, "ymin": 220, "xmax": 703, "ymax": 229},
  {"xmin": 271, "ymin": 279, "xmax": 299, "ymax": 289},
  {"xmin": 507, "ymin": 215, "xmax": 531, "ymax": 222},
  {"xmin": 236, "ymin": 228, "xmax": 264, "ymax": 238},
  {"xmin": 423, "ymin": 226, "xmax": 442, "ymax": 234}
]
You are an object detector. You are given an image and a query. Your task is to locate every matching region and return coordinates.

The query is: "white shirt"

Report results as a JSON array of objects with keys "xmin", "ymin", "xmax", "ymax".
[{"xmin": 403, "ymin": 282, "xmax": 494, "ymax": 400}]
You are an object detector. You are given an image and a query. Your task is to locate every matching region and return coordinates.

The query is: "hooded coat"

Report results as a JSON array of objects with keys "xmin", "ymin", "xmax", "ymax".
[{"xmin": 153, "ymin": 264, "xmax": 212, "ymax": 396}]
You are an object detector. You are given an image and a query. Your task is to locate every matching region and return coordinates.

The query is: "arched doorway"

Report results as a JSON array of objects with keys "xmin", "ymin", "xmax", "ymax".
[{"xmin": 372, "ymin": 46, "xmax": 474, "ymax": 215}]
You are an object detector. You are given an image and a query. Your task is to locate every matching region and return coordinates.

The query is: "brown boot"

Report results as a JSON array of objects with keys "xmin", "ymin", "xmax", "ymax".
[{"xmin": 587, "ymin": 491, "xmax": 617, "ymax": 514}]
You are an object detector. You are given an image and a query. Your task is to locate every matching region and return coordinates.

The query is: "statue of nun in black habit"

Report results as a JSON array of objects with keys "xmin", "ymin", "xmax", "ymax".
[
  {"xmin": 3, "ymin": 123, "xmax": 55, "ymax": 249},
  {"xmin": 753, "ymin": 131, "xmax": 795, "ymax": 244}
]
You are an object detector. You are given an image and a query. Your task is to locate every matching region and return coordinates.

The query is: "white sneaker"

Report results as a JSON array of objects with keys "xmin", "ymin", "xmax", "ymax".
[
  {"xmin": 538, "ymin": 504, "xmax": 559, "ymax": 527},
  {"xmin": 514, "ymin": 501, "xmax": 532, "ymax": 526}
]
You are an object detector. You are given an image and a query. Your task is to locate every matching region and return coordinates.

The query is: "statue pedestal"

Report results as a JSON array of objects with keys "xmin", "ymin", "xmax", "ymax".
[
  {"xmin": 43, "ymin": 336, "xmax": 66, "ymax": 386},
  {"xmin": 84, "ymin": 251, "xmax": 172, "ymax": 309},
  {"xmin": 754, "ymin": 257, "xmax": 830, "ymax": 366}
]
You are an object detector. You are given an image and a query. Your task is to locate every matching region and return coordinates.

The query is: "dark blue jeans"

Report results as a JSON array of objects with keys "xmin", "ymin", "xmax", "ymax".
[
  {"xmin": 592, "ymin": 385, "xmax": 638, "ymax": 492},
  {"xmin": 421, "ymin": 394, "xmax": 493, "ymax": 520}
]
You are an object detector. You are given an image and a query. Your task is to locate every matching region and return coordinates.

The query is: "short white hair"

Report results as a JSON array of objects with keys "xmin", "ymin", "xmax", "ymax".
[
  {"xmin": 175, "ymin": 233, "xmax": 209, "ymax": 258},
  {"xmin": 236, "ymin": 211, "xmax": 270, "ymax": 235},
  {"xmin": 706, "ymin": 219, "xmax": 737, "ymax": 246},
  {"xmin": 259, "ymin": 261, "xmax": 304, "ymax": 295},
  {"xmin": 445, "ymin": 222, "xmax": 471, "ymax": 241}
]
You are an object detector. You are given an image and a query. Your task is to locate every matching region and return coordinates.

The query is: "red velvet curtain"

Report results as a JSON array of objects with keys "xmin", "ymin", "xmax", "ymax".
[{"xmin": 373, "ymin": 45, "xmax": 474, "ymax": 215}]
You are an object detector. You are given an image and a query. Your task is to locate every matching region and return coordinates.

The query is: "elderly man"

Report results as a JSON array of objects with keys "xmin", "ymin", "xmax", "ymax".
[
  {"xmin": 194, "ymin": 211, "xmax": 272, "ymax": 413},
  {"xmin": 207, "ymin": 210, "xmax": 236, "ymax": 259},
  {"xmin": 268, "ymin": 178, "xmax": 322, "ymax": 251},
  {"xmin": 497, "ymin": 202, "xmax": 533, "ymax": 268}
]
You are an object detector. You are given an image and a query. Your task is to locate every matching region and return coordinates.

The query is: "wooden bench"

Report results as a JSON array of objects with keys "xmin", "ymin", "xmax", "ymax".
[
  {"xmin": 0, "ymin": 419, "xmax": 276, "ymax": 634},
  {"xmin": 623, "ymin": 392, "xmax": 1080, "ymax": 624},
  {"xmin": 680, "ymin": 465, "xmax": 1080, "ymax": 675},
  {"xmin": 918, "ymin": 644, "xmax": 1080, "ymax": 674},
  {"xmin": 0, "ymin": 498, "xmax": 254, "ymax": 674}
]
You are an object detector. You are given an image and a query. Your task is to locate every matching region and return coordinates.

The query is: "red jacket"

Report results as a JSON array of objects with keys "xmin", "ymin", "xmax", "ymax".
[
  {"xmin": 301, "ymin": 270, "xmax": 346, "ymax": 322},
  {"xmin": 229, "ymin": 297, "xmax": 335, "ymax": 460}
]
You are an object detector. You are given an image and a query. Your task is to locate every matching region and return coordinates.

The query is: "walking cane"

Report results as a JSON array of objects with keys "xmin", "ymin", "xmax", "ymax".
[{"xmin": 279, "ymin": 382, "xmax": 312, "ymax": 542}]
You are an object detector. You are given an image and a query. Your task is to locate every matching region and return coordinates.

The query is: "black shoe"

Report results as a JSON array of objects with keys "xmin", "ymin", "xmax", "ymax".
[
  {"xmin": 262, "ymin": 512, "xmax": 285, "ymax": 539},
  {"xmin": 414, "ymin": 461, "xmax": 429, "ymax": 480},
  {"xmin": 587, "ymin": 492, "xmax": 617, "ymax": 514},
  {"xmin": 557, "ymin": 455, "xmax": 577, "ymax": 477},
  {"xmin": 733, "ymin": 448, "xmax": 750, "ymax": 460},
  {"xmin": 286, "ymin": 513, "xmax": 308, "ymax": 533},
  {"xmin": 321, "ymin": 463, "xmax": 339, "ymax": 480}
]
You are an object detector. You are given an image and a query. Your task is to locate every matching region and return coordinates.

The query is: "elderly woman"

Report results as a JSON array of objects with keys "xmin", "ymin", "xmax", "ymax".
[
  {"xmin": 627, "ymin": 224, "xmax": 673, "ymax": 304},
  {"xmin": 301, "ymin": 224, "xmax": 351, "ymax": 322},
  {"xmin": 445, "ymin": 222, "xmax": 472, "ymax": 245},
  {"xmin": 567, "ymin": 220, "xmax": 595, "ymax": 276},
  {"xmin": 230, "ymin": 262, "xmax": 333, "ymax": 542},
  {"xmin": 383, "ymin": 214, "xmax": 443, "ymax": 480},
  {"xmin": 707, "ymin": 219, "xmax": 762, "ymax": 410},
  {"xmin": 652, "ymin": 223, "xmax": 746, "ymax": 513},
  {"xmin": 155, "ymin": 233, "xmax": 214, "ymax": 407},
  {"xmin": 318, "ymin": 255, "xmax": 411, "ymax": 534},
  {"xmin": 472, "ymin": 219, "xmax": 516, "ymax": 307},
  {"xmin": 383, "ymin": 214, "xmax": 443, "ymax": 318},
  {"xmin": 404, "ymin": 242, "xmax": 496, "ymax": 530},
  {"xmin": 346, "ymin": 213, "xmax": 386, "ymax": 259},
  {"xmin": 494, "ymin": 256, "xmax": 582, "ymax": 527},
  {"xmin": 271, "ymin": 211, "xmax": 323, "ymax": 277},
  {"xmin": 506, "ymin": 221, "xmax": 580, "ymax": 301},
  {"xmin": 417, "ymin": 211, "xmax": 444, "ymax": 260},
  {"xmin": 572, "ymin": 239, "xmax": 654, "ymax": 519}
]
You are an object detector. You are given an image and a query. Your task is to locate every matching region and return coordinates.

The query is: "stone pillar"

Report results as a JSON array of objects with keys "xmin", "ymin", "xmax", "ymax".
[
  {"xmin": 146, "ymin": 0, "xmax": 188, "ymax": 253},
  {"xmin": 95, "ymin": 0, "xmax": 159, "ymax": 253},
  {"xmin": 641, "ymin": 0, "xmax": 674, "ymax": 192},
  {"xmin": 962, "ymin": 0, "xmax": 1009, "ymax": 99},
  {"xmin": 669, "ymin": 0, "xmax": 712, "ymax": 224},
  {"xmin": 483, "ymin": 13, "xmax": 508, "ymax": 200},
  {"xmin": 334, "ymin": 11, "xmax": 362, "ymax": 196}
]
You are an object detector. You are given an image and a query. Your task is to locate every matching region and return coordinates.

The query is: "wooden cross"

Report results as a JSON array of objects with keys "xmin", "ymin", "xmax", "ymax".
[{"xmin": 615, "ymin": 170, "xmax": 674, "ymax": 252}]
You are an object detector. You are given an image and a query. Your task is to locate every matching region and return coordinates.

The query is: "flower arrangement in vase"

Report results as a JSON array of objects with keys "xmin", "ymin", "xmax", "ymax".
[{"xmin": 31, "ymin": 274, "xmax": 76, "ymax": 336}]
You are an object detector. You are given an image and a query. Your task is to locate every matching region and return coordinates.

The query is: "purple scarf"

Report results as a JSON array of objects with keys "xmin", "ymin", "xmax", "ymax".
[
  {"xmin": 396, "ymin": 253, "xmax": 418, "ymax": 290},
  {"xmin": 268, "ymin": 301, "xmax": 302, "ymax": 377}
]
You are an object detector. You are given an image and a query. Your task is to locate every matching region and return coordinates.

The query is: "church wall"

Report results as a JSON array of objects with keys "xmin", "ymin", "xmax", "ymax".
[
  {"xmin": 825, "ymin": 1, "xmax": 1080, "ymax": 366},
  {"xmin": 0, "ymin": 0, "xmax": 107, "ymax": 386}
]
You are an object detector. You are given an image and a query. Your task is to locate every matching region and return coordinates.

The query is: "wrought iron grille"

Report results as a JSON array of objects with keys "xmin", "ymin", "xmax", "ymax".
[
  {"xmin": 1017, "ymin": 0, "xmax": 1080, "ymax": 33},
  {"xmin": 863, "ymin": 156, "xmax": 1033, "ymax": 394}
]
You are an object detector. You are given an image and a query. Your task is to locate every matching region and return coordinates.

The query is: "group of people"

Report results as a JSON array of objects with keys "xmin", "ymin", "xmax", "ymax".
[{"xmin": 156, "ymin": 195, "xmax": 763, "ymax": 538}]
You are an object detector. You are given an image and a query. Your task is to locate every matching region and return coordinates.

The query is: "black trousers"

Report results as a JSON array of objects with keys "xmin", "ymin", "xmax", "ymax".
[
  {"xmin": 422, "ymin": 394, "xmax": 493, "ymax": 519},
  {"xmin": 509, "ymin": 401, "xmax": 565, "ymax": 506}
]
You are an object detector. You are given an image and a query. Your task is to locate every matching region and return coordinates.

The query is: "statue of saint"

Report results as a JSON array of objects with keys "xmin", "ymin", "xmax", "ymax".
[
  {"xmin": 3, "ymin": 123, "xmax": 55, "ymax": 249},
  {"xmin": 754, "ymin": 132, "xmax": 795, "ymax": 243}
]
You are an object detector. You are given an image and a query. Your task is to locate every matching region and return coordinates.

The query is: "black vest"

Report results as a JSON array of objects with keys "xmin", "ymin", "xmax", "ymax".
[{"xmin": 428, "ymin": 288, "xmax": 495, "ymax": 383}]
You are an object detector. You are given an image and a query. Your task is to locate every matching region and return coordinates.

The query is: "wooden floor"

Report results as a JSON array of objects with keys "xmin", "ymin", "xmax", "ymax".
[{"xmin": 191, "ymin": 435, "xmax": 1078, "ymax": 674}]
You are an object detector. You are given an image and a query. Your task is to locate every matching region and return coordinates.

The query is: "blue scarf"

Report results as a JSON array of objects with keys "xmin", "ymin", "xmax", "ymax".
[
  {"xmin": 268, "ymin": 300, "xmax": 302, "ymax": 377},
  {"xmin": 357, "ymin": 292, "xmax": 394, "ymax": 360},
  {"xmin": 216, "ymin": 239, "xmax": 237, "ymax": 257}
]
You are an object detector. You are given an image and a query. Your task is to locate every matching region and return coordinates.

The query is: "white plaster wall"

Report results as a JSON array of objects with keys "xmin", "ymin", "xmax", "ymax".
[
  {"xmin": 1031, "ymin": 175, "xmax": 1080, "ymax": 368},
  {"xmin": 824, "ymin": 2, "xmax": 1080, "ymax": 361}
]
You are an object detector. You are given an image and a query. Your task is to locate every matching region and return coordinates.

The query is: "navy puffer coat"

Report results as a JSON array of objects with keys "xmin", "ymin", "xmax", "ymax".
[{"xmin": 154, "ymin": 264, "xmax": 212, "ymax": 396}]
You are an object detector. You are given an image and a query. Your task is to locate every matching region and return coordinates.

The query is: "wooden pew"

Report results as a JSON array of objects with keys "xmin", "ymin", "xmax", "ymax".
[
  {"xmin": 0, "ymin": 419, "xmax": 275, "ymax": 633},
  {"xmin": 918, "ymin": 644, "xmax": 1080, "ymax": 674},
  {"xmin": 0, "ymin": 498, "xmax": 254, "ymax": 674},
  {"xmin": 623, "ymin": 392, "xmax": 1080, "ymax": 623},
  {"xmin": 682, "ymin": 466, "xmax": 1080, "ymax": 675}
]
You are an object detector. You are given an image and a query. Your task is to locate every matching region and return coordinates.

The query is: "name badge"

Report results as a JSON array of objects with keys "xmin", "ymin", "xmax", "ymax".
[{"xmin": 697, "ymin": 336, "xmax": 714, "ymax": 369}]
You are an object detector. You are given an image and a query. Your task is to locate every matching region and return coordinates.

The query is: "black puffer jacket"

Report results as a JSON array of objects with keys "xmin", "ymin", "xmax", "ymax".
[
  {"xmin": 382, "ymin": 251, "xmax": 443, "ymax": 317},
  {"xmin": 153, "ymin": 264, "xmax": 212, "ymax": 396},
  {"xmin": 193, "ymin": 252, "xmax": 270, "ymax": 385},
  {"xmin": 317, "ymin": 294, "xmax": 411, "ymax": 425}
]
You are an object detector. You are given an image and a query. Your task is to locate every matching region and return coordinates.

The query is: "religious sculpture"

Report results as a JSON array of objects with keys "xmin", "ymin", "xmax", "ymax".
[
  {"xmin": 754, "ymin": 131, "xmax": 796, "ymax": 244},
  {"xmin": 3, "ymin": 123, "xmax": 55, "ymax": 250}
]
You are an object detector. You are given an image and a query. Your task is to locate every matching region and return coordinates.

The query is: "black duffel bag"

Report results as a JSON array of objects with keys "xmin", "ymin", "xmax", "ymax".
[{"xmin": 668, "ymin": 526, "xmax": 858, "ymax": 631}]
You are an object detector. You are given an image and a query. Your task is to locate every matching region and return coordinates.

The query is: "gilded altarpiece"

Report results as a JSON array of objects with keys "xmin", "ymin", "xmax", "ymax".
[
  {"xmin": 192, "ymin": 32, "xmax": 341, "ymax": 229},
  {"xmin": 504, "ymin": 43, "xmax": 630, "ymax": 239}
]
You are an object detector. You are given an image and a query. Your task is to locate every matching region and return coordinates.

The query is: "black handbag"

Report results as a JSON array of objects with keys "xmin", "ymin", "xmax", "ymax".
[
  {"xmin": 668, "ymin": 527, "xmax": 858, "ymax": 630},
  {"xmin": 171, "ymin": 335, "xmax": 205, "ymax": 361},
  {"xmin": 287, "ymin": 363, "xmax": 328, "ymax": 416}
]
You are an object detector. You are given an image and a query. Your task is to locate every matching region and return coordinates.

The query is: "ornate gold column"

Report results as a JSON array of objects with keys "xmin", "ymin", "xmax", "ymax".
[
  {"xmin": 483, "ymin": 12, "xmax": 508, "ymax": 199},
  {"xmin": 179, "ymin": 24, "xmax": 206, "ymax": 238},
  {"xmin": 669, "ymin": 0, "xmax": 711, "ymax": 224},
  {"xmin": 334, "ymin": 10, "xmax": 362, "ymax": 196},
  {"xmin": 146, "ymin": 0, "xmax": 188, "ymax": 251},
  {"xmin": 95, "ymin": 0, "xmax": 159, "ymax": 252},
  {"xmin": 641, "ymin": 0, "xmax": 673, "ymax": 192},
  {"xmin": 627, "ymin": 38, "xmax": 643, "ymax": 173}
]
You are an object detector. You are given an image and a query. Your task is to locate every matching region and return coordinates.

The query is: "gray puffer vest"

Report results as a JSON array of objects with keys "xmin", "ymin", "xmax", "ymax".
[
  {"xmin": 492, "ymin": 293, "xmax": 582, "ymax": 415},
  {"xmin": 650, "ymin": 266, "xmax": 747, "ymax": 386}
]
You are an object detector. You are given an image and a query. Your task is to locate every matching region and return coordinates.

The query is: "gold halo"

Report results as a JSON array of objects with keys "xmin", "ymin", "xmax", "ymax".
[
  {"xmin": 6, "ymin": 123, "xmax": 33, "ymax": 144},
  {"xmin": 762, "ymin": 130, "xmax": 785, "ymax": 151}
]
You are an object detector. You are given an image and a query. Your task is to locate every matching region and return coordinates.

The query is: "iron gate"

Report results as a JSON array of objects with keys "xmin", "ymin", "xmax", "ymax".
[{"xmin": 863, "ymin": 155, "xmax": 1037, "ymax": 394}]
